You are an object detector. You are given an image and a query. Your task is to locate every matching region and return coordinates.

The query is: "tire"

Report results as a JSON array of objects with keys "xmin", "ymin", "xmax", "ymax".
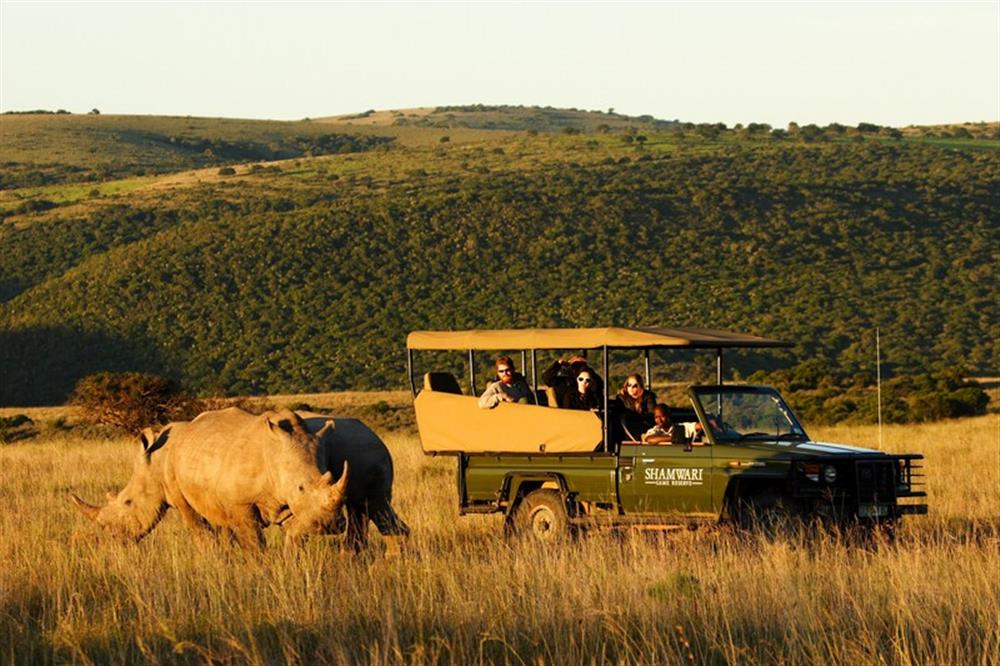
[
  {"xmin": 511, "ymin": 490, "xmax": 570, "ymax": 544},
  {"xmin": 730, "ymin": 491, "xmax": 800, "ymax": 538}
]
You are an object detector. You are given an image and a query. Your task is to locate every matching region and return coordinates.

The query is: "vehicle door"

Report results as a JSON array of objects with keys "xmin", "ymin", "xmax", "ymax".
[{"xmin": 618, "ymin": 438, "xmax": 714, "ymax": 516}]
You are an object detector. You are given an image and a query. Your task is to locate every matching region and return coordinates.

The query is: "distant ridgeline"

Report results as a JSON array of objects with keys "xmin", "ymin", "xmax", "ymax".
[
  {"xmin": 0, "ymin": 114, "xmax": 393, "ymax": 189},
  {"xmin": 0, "ymin": 113, "xmax": 998, "ymax": 408}
]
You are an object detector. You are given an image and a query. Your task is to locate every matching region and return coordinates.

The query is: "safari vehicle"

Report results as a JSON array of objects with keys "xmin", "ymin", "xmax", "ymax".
[{"xmin": 406, "ymin": 327, "xmax": 927, "ymax": 540}]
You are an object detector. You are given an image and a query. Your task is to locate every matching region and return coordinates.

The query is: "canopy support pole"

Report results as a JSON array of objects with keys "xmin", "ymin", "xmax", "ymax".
[
  {"xmin": 602, "ymin": 344, "xmax": 609, "ymax": 452},
  {"xmin": 644, "ymin": 349, "xmax": 651, "ymax": 390},
  {"xmin": 716, "ymin": 347, "xmax": 723, "ymax": 385},
  {"xmin": 407, "ymin": 348, "xmax": 416, "ymax": 398},
  {"xmin": 468, "ymin": 349, "xmax": 477, "ymax": 395},
  {"xmin": 530, "ymin": 349, "xmax": 537, "ymax": 394}
]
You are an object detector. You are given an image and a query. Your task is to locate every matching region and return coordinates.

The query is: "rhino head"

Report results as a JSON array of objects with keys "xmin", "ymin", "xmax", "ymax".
[
  {"xmin": 273, "ymin": 417, "xmax": 350, "ymax": 547},
  {"xmin": 71, "ymin": 427, "xmax": 170, "ymax": 543}
]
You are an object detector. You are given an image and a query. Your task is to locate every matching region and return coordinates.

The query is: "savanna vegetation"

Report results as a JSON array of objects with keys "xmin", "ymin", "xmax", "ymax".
[
  {"xmin": 0, "ymin": 114, "xmax": 392, "ymax": 189},
  {"xmin": 0, "ymin": 108, "xmax": 997, "ymax": 411},
  {"xmin": 0, "ymin": 400, "xmax": 996, "ymax": 664}
]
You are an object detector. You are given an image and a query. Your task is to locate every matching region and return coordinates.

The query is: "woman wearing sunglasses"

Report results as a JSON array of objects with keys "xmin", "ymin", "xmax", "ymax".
[
  {"xmin": 616, "ymin": 374, "xmax": 657, "ymax": 416},
  {"xmin": 478, "ymin": 356, "xmax": 535, "ymax": 409},
  {"xmin": 557, "ymin": 369, "xmax": 602, "ymax": 411}
]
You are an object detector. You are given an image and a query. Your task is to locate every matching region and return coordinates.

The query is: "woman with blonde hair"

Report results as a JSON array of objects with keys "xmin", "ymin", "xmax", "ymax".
[{"xmin": 617, "ymin": 374, "xmax": 657, "ymax": 415}]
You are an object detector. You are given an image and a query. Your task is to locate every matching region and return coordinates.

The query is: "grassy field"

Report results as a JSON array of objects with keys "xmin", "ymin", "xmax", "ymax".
[{"xmin": 1, "ymin": 411, "xmax": 997, "ymax": 664}]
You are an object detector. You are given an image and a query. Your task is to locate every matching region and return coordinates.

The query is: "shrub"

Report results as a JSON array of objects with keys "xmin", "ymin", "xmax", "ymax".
[
  {"xmin": 0, "ymin": 414, "xmax": 34, "ymax": 444},
  {"xmin": 70, "ymin": 372, "xmax": 203, "ymax": 434},
  {"xmin": 218, "ymin": 166, "xmax": 236, "ymax": 176}
]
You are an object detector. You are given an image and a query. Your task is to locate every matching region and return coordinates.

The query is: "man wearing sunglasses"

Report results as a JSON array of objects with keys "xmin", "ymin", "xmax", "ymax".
[{"xmin": 478, "ymin": 356, "xmax": 535, "ymax": 409}]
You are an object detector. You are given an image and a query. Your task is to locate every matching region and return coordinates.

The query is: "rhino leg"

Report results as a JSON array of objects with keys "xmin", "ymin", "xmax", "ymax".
[
  {"xmin": 369, "ymin": 498, "xmax": 410, "ymax": 537},
  {"xmin": 228, "ymin": 508, "xmax": 266, "ymax": 551},
  {"xmin": 168, "ymin": 490, "xmax": 216, "ymax": 538},
  {"xmin": 383, "ymin": 536, "xmax": 405, "ymax": 559},
  {"xmin": 345, "ymin": 504, "xmax": 369, "ymax": 552}
]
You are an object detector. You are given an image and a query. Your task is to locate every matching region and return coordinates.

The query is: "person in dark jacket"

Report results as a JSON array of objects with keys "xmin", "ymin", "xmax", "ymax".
[
  {"xmin": 542, "ymin": 354, "xmax": 604, "ymax": 406},
  {"xmin": 559, "ymin": 368, "xmax": 602, "ymax": 410},
  {"xmin": 615, "ymin": 374, "xmax": 657, "ymax": 415}
]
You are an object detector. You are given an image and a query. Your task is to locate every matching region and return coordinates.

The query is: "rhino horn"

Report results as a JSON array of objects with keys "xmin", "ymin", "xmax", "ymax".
[
  {"xmin": 71, "ymin": 494, "xmax": 101, "ymax": 521},
  {"xmin": 333, "ymin": 461, "xmax": 349, "ymax": 495}
]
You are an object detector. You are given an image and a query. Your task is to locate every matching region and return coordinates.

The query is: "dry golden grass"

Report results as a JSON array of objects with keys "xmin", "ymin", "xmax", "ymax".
[
  {"xmin": 1, "ymin": 415, "xmax": 997, "ymax": 664},
  {"xmin": 317, "ymin": 109, "xmax": 436, "ymax": 126}
]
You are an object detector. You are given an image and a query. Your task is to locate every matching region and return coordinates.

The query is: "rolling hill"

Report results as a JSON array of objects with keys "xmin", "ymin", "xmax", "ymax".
[{"xmin": 1, "ymin": 108, "xmax": 998, "ymax": 405}]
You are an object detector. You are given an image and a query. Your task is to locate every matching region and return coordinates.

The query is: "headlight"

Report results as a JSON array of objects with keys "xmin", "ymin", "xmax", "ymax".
[{"xmin": 823, "ymin": 465, "xmax": 837, "ymax": 484}]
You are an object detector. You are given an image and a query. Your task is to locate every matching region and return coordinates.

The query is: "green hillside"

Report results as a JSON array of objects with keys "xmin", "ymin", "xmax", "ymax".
[
  {"xmin": 0, "ymin": 114, "xmax": 392, "ymax": 189},
  {"xmin": 1, "ymin": 112, "xmax": 998, "ymax": 405}
]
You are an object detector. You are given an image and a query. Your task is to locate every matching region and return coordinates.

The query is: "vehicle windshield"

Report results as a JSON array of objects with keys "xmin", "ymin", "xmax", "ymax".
[{"xmin": 691, "ymin": 386, "xmax": 807, "ymax": 442}]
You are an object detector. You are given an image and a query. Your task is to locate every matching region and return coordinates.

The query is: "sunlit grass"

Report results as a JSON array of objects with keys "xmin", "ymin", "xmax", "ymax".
[{"xmin": 1, "ymin": 414, "xmax": 997, "ymax": 663}]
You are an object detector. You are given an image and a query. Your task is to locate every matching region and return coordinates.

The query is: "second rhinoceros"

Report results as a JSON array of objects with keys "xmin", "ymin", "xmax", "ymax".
[
  {"xmin": 72, "ymin": 407, "xmax": 348, "ymax": 550},
  {"xmin": 297, "ymin": 413, "xmax": 410, "ymax": 555}
]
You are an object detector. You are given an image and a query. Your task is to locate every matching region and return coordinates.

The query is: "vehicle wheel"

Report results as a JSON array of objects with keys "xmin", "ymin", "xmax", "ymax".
[
  {"xmin": 731, "ymin": 491, "xmax": 799, "ymax": 538},
  {"xmin": 511, "ymin": 490, "xmax": 569, "ymax": 544}
]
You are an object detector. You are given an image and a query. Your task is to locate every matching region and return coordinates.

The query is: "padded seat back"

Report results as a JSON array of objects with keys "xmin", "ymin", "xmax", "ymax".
[
  {"xmin": 534, "ymin": 389, "xmax": 549, "ymax": 407},
  {"xmin": 545, "ymin": 386, "xmax": 560, "ymax": 409},
  {"xmin": 423, "ymin": 372, "xmax": 463, "ymax": 395}
]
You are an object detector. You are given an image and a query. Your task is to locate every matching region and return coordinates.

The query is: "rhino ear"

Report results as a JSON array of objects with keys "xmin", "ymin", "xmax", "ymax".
[{"xmin": 317, "ymin": 420, "xmax": 335, "ymax": 438}]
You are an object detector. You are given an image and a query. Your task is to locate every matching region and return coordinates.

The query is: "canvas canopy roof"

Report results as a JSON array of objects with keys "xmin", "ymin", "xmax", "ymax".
[{"xmin": 407, "ymin": 326, "xmax": 790, "ymax": 351}]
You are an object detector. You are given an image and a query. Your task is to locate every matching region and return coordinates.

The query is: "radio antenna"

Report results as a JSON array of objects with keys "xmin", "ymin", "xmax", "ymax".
[{"xmin": 876, "ymin": 327, "xmax": 883, "ymax": 450}]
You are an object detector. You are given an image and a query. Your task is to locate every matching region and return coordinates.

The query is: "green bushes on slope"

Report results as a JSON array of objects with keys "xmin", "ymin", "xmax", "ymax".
[{"xmin": 1, "ymin": 140, "xmax": 997, "ymax": 411}]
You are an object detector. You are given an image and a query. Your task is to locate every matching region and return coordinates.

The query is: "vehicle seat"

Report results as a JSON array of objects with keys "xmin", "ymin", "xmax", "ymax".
[
  {"xmin": 545, "ymin": 386, "xmax": 559, "ymax": 409},
  {"xmin": 423, "ymin": 372, "xmax": 463, "ymax": 395},
  {"xmin": 534, "ymin": 389, "xmax": 549, "ymax": 407}
]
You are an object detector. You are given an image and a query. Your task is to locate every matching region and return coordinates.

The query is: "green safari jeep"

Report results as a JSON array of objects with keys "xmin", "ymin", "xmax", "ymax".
[{"xmin": 406, "ymin": 326, "xmax": 927, "ymax": 541}]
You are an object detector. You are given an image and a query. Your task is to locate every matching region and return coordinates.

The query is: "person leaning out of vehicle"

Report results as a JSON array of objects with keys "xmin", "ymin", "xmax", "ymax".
[
  {"xmin": 615, "ymin": 374, "xmax": 657, "ymax": 415},
  {"xmin": 478, "ymin": 356, "xmax": 535, "ymax": 409}
]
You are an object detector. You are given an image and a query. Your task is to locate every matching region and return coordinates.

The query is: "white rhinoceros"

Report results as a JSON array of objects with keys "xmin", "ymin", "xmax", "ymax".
[
  {"xmin": 297, "ymin": 413, "xmax": 410, "ymax": 555},
  {"xmin": 72, "ymin": 407, "xmax": 347, "ymax": 551}
]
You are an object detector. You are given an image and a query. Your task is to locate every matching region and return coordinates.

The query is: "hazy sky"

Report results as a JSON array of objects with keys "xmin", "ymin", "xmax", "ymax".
[{"xmin": 1, "ymin": 1, "xmax": 997, "ymax": 127}]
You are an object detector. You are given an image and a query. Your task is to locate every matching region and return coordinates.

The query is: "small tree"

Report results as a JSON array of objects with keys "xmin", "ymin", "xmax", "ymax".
[
  {"xmin": 70, "ymin": 372, "xmax": 202, "ymax": 434},
  {"xmin": 89, "ymin": 108, "xmax": 100, "ymax": 115}
]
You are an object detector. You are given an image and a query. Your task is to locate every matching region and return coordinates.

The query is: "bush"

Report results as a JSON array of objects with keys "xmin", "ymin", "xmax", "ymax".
[
  {"xmin": 0, "ymin": 414, "xmax": 34, "ymax": 444},
  {"xmin": 70, "ymin": 372, "xmax": 203, "ymax": 434},
  {"xmin": 218, "ymin": 166, "xmax": 236, "ymax": 176}
]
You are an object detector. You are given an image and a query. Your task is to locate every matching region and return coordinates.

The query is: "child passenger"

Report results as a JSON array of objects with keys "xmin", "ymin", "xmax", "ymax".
[{"xmin": 641, "ymin": 403, "xmax": 673, "ymax": 444}]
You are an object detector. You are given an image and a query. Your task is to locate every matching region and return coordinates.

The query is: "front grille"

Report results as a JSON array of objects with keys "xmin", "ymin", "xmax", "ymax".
[{"xmin": 855, "ymin": 460, "xmax": 896, "ymax": 503}]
